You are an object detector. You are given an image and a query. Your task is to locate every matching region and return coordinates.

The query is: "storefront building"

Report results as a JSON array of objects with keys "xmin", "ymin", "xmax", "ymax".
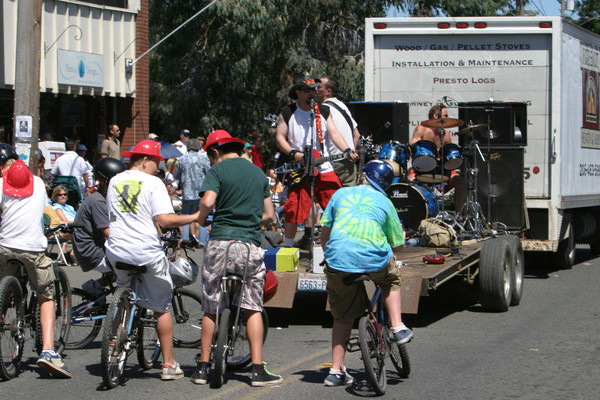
[{"xmin": 0, "ymin": 0, "xmax": 149, "ymax": 160}]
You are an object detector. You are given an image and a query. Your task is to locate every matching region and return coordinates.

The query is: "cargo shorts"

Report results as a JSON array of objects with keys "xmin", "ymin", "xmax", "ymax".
[
  {"xmin": 325, "ymin": 255, "xmax": 402, "ymax": 322},
  {"xmin": 0, "ymin": 245, "xmax": 55, "ymax": 299}
]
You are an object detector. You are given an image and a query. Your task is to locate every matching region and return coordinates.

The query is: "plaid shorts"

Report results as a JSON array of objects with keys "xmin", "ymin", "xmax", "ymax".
[{"xmin": 201, "ymin": 240, "xmax": 266, "ymax": 314}]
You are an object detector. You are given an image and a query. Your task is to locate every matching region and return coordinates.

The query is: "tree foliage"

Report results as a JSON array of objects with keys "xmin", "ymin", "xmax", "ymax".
[
  {"xmin": 573, "ymin": 0, "xmax": 600, "ymax": 35},
  {"xmin": 148, "ymin": 0, "xmax": 514, "ymax": 147},
  {"xmin": 400, "ymin": 0, "xmax": 514, "ymax": 17}
]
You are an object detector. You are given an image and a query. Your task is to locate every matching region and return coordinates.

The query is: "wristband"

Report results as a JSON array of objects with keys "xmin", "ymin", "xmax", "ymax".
[
  {"xmin": 289, "ymin": 149, "xmax": 298, "ymax": 159},
  {"xmin": 343, "ymin": 147, "xmax": 351, "ymax": 154}
]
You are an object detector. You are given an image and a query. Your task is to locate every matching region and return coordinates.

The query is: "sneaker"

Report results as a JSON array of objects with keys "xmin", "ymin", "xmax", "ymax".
[
  {"xmin": 324, "ymin": 367, "xmax": 354, "ymax": 386},
  {"xmin": 294, "ymin": 235, "xmax": 312, "ymax": 250},
  {"xmin": 82, "ymin": 279, "xmax": 104, "ymax": 297},
  {"xmin": 251, "ymin": 363, "xmax": 283, "ymax": 387},
  {"xmin": 161, "ymin": 361, "xmax": 184, "ymax": 380},
  {"xmin": 392, "ymin": 328, "xmax": 414, "ymax": 344},
  {"xmin": 36, "ymin": 351, "xmax": 72, "ymax": 378},
  {"xmin": 190, "ymin": 360, "xmax": 209, "ymax": 385}
]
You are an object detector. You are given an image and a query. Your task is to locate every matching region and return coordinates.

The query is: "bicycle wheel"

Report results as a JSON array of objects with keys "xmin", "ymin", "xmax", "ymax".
[
  {"xmin": 359, "ymin": 316, "xmax": 387, "ymax": 396},
  {"xmin": 172, "ymin": 288, "xmax": 203, "ymax": 348},
  {"xmin": 101, "ymin": 287, "xmax": 132, "ymax": 389},
  {"xmin": 226, "ymin": 308, "xmax": 269, "ymax": 370},
  {"xmin": 35, "ymin": 266, "xmax": 71, "ymax": 355},
  {"xmin": 0, "ymin": 277, "xmax": 24, "ymax": 381},
  {"xmin": 213, "ymin": 307, "xmax": 231, "ymax": 388},
  {"xmin": 384, "ymin": 324, "xmax": 411, "ymax": 378},
  {"xmin": 137, "ymin": 308, "xmax": 160, "ymax": 370},
  {"xmin": 65, "ymin": 288, "xmax": 105, "ymax": 349}
]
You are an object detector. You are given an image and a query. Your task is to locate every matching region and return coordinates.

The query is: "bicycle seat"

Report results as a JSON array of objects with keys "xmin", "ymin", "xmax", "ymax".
[
  {"xmin": 342, "ymin": 273, "xmax": 371, "ymax": 286},
  {"xmin": 114, "ymin": 261, "xmax": 147, "ymax": 273}
]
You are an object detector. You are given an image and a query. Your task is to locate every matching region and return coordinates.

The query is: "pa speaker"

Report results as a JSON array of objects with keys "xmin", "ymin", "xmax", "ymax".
[
  {"xmin": 458, "ymin": 102, "xmax": 527, "ymax": 147},
  {"xmin": 476, "ymin": 147, "xmax": 525, "ymax": 230},
  {"xmin": 348, "ymin": 102, "xmax": 409, "ymax": 145}
]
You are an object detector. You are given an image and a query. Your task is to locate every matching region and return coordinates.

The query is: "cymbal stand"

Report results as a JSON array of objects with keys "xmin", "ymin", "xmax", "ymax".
[{"xmin": 455, "ymin": 131, "xmax": 490, "ymax": 239}]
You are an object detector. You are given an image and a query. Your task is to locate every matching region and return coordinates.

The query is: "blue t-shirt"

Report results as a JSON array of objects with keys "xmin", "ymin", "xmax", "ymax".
[{"xmin": 321, "ymin": 185, "xmax": 404, "ymax": 273}]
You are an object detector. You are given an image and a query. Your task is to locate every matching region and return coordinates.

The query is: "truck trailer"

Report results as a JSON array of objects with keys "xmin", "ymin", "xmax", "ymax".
[{"xmin": 363, "ymin": 16, "xmax": 600, "ymax": 268}]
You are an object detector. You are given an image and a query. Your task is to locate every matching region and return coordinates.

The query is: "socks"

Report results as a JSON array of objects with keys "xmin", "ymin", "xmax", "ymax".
[
  {"xmin": 392, "ymin": 324, "xmax": 408, "ymax": 333},
  {"xmin": 283, "ymin": 237, "xmax": 295, "ymax": 247}
]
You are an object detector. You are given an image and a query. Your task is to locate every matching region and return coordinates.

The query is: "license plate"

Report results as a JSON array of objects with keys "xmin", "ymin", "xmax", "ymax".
[{"xmin": 297, "ymin": 273, "xmax": 327, "ymax": 292}]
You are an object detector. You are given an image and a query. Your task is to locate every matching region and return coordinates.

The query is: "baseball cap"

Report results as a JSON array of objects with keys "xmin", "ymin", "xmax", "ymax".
[
  {"xmin": 121, "ymin": 139, "xmax": 165, "ymax": 160},
  {"xmin": 181, "ymin": 129, "xmax": 191, "ymax": 137},
  {"xmin": 148, "ymin": 133, "xmax": 159, "ymax": 140},
  {"xmin": 288, "ymin": 74, "xmax": 320, "ymax": 99},
  {"xmin": 3, "ymin": 159, "xmax": 34, "ymax": 197},
  {"xmin": 77, "ymin": 144, "xmax": 87, "ymax": 151},
  {"xmin": 203, "ymin": 130, "xmax": 246, "ymax": 151}
]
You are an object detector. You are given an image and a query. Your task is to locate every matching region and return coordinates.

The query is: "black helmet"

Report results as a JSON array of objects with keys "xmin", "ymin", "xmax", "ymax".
[
  {"xmin": 0, "ymin": 143, "xmax": 18, "ymax": 165},
  {"xmin": 93, "ymin": 157, "xmax": 126, "ymax": 182}
]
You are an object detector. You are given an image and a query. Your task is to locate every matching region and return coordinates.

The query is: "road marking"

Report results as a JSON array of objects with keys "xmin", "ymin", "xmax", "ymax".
[{"xmin": 201, "ymin": 347, "xmax": 331, "ymax": 400}]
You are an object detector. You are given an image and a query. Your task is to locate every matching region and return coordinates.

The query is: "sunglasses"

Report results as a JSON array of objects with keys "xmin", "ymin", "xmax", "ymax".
[
  {"xmin": 300, "ymin": 87, "xmax": 315, "ymax": 93},
  {"xmin": 58, "ymin": 193, "xmax": 67, "ymax": 197}
]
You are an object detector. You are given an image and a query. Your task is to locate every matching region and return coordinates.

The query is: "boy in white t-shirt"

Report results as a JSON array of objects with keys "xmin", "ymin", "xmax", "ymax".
[
  {"xmin": 105, "ymin": 140, "xmax": 200, "ymax": 381},
  {"xmin": 0, "ymin": 144, "xmax": 72, "ymax": 378}
]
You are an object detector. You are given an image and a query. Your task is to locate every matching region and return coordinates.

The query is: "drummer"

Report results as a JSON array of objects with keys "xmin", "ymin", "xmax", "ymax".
[{"xmin": 410, "ymin": 105, "xmax": 464, "ymax": 211}]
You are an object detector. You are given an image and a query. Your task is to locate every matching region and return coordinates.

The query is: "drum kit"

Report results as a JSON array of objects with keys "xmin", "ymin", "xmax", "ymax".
[{"xmin": 377, "ymin": 112, "xmax": 493, "ymax": 240}]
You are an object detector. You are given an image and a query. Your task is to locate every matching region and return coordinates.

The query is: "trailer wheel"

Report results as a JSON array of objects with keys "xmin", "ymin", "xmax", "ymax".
[
  {"xmin": 554, "ymin": 222, "xmax": 575, "ymax": 269},
  {"xmin": 479, "ymin": 238, "xmax": 513, "ymax": 312},
  {"xmin": 500, "ymin": 235, "xmax": 524, "ymax": 306}
]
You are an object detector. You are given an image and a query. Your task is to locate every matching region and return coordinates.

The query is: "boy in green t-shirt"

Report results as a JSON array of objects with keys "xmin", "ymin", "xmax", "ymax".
[{"xmin": 192, "ymin": 130, "xmax": 282, "ymax": 387}]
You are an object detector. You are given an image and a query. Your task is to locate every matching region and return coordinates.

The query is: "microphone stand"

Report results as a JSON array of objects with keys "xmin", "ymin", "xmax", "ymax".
[{"xmin": 307, "ymin": 98, "xmax": 317, "ymax": 264}]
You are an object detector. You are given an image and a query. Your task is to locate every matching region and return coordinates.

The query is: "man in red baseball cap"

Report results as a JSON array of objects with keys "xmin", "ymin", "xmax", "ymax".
[
  {"xmin": 105, "ymin": 139, "xmax": 198, "ymax": 381},
  {"xmin": 192, "ymin": 130, "xmax": 282, "ymax": 387},
  {"xmin": 0, "ymin": 145, "xmax": 72, "ymax": 378}
]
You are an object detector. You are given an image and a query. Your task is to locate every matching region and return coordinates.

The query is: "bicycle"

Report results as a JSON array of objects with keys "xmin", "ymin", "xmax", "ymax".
[
  {"xmin": 212, "ymin": 241, "xmax": 269, "ymax": 388},
  {"xmin": 100, "ymin": 261, "xmax": 161, "ymax": 389},
  {"xmin": 0, "ymin": 225, "xmax": 72, "ymax": 380},
  {"xmin": 344, "ymin": 274, "xmax": 411, "ymax": 396},
  {"xmin": 67, "ymin": 231, "xmax": 203, "ymax": 350}
]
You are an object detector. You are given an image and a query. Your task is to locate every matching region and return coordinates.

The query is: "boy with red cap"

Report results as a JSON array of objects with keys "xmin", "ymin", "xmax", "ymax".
[
  {"xmin": 105, "ymin": 140, "xmax": 200, "ymax": 381},
  {"xmin": 192, "ymin": 130, "xmax": 282, "ymax": 387},
  {"xmin": 0, "ymin": 144, "xmax": 72, "ymax": 378}
]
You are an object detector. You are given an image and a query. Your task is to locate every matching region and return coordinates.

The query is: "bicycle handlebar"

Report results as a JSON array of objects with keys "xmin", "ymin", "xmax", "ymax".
[{"xmin": 45, "ymin": 223, "xmax": 84, "ymax": 236}]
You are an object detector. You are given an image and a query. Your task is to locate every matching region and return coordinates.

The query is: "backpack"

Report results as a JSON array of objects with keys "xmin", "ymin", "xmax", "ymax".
[{"xmin": 418, "ymin": 218, "xmax": 458, "ymax": 248}]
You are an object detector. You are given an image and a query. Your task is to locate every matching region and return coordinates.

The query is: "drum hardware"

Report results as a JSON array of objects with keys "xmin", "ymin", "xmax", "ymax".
[
  {"xmin": 420, "ymin": 117, "xmax": 464, "ymax": 129},
  {"xmin": 456, "ymin": 123, "xmax": 488, "ymax": 135}
]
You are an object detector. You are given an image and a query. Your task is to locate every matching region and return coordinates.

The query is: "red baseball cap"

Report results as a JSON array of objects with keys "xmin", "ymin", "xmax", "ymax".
[
  {"xmin": 203, "ymin": 130, "xmax": 246, "ymax": 151},
  {"xmin": 121, "ymin": 139, "xmax": 164, "ymax": 160},
  {"xmin": 3, "ymin": 159, "xmax": 34, "ymax": 197}
]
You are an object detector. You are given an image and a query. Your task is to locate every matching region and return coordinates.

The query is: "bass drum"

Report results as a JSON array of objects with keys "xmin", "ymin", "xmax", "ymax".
[{"xmin": 386, "ymin": 183, "xmax": 438, "ymax": 234}]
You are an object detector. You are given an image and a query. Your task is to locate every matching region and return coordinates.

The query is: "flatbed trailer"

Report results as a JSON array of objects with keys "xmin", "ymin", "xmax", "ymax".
[{"xmin": 264, "ymin": 235, "xmax": 522, "ymax": 314}]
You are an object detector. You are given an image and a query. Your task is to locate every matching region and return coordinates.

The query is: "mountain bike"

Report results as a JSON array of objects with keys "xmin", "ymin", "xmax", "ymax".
[
  {"xmin": 0, "ymin": 236, "xmax": 71, "ymax": 380},
  {"xmin": 344, "ymin": 274, "xmax": 411, "ymax": 396}
]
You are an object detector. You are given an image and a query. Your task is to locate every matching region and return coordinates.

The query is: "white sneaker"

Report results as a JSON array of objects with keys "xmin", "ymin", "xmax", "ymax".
[{"xmin": 161, "ymin": 361, "xmax": 184, "ymax": 380}]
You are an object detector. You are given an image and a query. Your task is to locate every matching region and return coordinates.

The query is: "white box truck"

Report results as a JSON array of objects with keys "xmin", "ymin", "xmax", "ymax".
[{"xmin": 364, "ymin": 16, "xmax": 600, "ymax": 267}]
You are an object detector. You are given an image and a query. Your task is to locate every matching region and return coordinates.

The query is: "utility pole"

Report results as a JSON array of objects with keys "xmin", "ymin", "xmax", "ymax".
[
  {"xmin": 13, "ymin": 0, "xmax": 43, "ymax": 173},
  {"xmin": 516, "ymin": 0, "xmax": 525, "ymax": 16}
]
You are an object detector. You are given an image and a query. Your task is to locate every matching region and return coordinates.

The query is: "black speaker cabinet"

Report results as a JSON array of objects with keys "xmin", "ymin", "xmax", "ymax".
[
  {"xmin": 458, "ymin": 102, "xmax": 527, "ymax": 147},
  {"xmin": 475, "ymin": 147, "xmax": 525, "ymax": 230},
  {"xmin": 348, "ymin": 102, "xmax": 409, "ymax": 145}
]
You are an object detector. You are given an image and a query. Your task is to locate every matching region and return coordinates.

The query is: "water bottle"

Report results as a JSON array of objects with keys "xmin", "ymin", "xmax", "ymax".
[{"xmin": 407, "ymin": 237, "xmax": 420, "ymax": 247}]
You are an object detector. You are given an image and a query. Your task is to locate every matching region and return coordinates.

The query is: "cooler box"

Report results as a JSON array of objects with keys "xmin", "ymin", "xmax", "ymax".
[
  {"xmin": 276, "ymin": 247, "xmax": 299, "ymax": 272},
  {"xmin": 263, "ymin": 247, "xmax": 279, "ymax": 271}
]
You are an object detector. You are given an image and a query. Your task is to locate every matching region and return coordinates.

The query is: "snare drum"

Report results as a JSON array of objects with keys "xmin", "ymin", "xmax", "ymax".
[
  {"xmin": 378, "ymin": 141, "xmax": 408, "ymax": 176},
  {"xmin": 440, "ymin": 143, "xmax": 463, "ymax": 170},
  {"xmin": 386, "ymin": 183, "xmax": 438, "ymax": 233},
  {"xmin": 411, "ymin": 140, "xmax": 438, "ymax": 173},
  {"xmin": 415, "ymin": 165, "xmax": 450, "ymax": 184}
]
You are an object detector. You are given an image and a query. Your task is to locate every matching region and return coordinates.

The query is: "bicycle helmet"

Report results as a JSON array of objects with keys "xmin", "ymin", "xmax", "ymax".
[
  {"xmin": 93, "ymin": 157, "xmax": 126, "ymax": 182},
  {"xmin": 0, "ymin": 143, "xmax": 19, "ymax": 165},
  {"xmin": 363, "ymin": 160, "xmax": 395, "ymax": 195}
]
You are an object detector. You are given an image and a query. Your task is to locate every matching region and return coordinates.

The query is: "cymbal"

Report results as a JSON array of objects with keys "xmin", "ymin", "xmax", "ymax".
[
  {"xmin": 457, "ymin": 123, "xmax": 488, "ymax": 135},
  {"xmin": 421, "ymin": 117, "xmax": 463, "ymax": 129}
]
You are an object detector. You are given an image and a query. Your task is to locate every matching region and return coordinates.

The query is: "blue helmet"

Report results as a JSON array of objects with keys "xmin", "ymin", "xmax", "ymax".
[{"xmin": 363, "ymin": 160, "xmax": 394, "ymax": 195}]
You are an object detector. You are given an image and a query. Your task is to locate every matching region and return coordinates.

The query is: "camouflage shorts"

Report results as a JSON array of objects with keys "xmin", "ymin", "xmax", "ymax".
[{"xmin": 201, "ymin": 240, "xmax": 266, "ymax": 314}]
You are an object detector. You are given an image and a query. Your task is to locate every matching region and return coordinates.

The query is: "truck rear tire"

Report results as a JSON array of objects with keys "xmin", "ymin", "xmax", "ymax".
[
  {"xmin": 501, "ymin": 235, "xmax": 524, "ymax": 306},
  {"xmin": 479, "ymin": 238, "xmax": 513, "ymax": 312},
  {"xmin": 554, "ymin": 222, "xmax": 575, "ymax": 269}
]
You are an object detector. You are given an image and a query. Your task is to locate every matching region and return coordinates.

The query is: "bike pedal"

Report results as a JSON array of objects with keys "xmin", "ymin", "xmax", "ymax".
[{"xmin": 345, "ymin": 337, "xmax": 361, "ymax": 353}]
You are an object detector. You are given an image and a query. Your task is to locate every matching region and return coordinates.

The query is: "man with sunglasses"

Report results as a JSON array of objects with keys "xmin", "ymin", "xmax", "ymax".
[
  {"xmin": 100, "ymin": 124, "xmax": 121, "ymax": 159},
  {"xmin": 410, "ymin": 105, "xmax": 465, "ymax": 211},
  {"xmin": 275, "ymin": 74, "xmax": 358, "ymax": 249}
]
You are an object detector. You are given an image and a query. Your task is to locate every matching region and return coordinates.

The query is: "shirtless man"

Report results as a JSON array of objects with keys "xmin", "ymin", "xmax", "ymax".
[{"xmin": 410, "ymin": 105, "xmax": 464, "ymax": 210}]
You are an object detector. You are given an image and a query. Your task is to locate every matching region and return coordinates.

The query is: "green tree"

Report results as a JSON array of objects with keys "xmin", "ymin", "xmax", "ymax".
[
  {"xmin": 574, "ymin": 0, "xmax": 600, "ymax": 34},
  {"xmin": 148, "ymin": 0, "xmax": 512, "ymax": 153},
  {"xmin": 400, "ymin": 0, "xmax": 514, "ymax": 16}
]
